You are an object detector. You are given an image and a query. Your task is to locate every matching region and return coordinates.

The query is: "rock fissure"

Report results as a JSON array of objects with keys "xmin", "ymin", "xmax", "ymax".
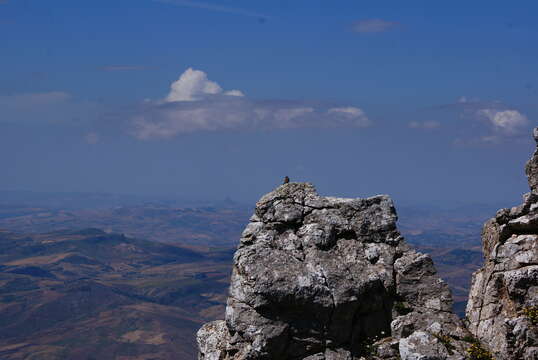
[{"xmin": 198, "ymin": 183, "xmax": 470, "ymax": 359}]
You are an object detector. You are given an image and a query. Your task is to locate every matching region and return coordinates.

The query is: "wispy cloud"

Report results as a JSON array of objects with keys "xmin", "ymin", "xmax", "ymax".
[
  {"xmin": 437, "ymin": 97, "xmax": 531, "ymax": 144},
  {"xmin": 100, "ymin": 65, "xmax": 149, "ymax": 72},
  {"xmin": 127, "ymin": 68, "xmax": 370, "ymax": 140},
  {"xmin": 154, "ymin": 0, "xmax": 269, "ymax": 20},
  {"xmin": 165, "ymin": 68, "xmax": 244, "ymax": 102},
  {"xmin": 476, "ymin": 109, "xmax": 528, "ymax": 135},
  {"xmin": 352, "ymin": 19, "xmax": 400, "ymax": 34}
]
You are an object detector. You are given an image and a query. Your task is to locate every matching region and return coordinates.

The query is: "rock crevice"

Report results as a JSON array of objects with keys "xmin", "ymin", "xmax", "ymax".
[{"xmin": 198, "ymin": 183, "xmax": 469, "ymax": 359}]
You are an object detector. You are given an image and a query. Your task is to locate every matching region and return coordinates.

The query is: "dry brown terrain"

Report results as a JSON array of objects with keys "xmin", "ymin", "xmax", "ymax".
[
  {"xmin": 0, "ymin": 229, "xmax": 231, "ymax": 360},
  {"xmin": 0, "ymin": 200, "xmax": 495, "ymax": 358}
]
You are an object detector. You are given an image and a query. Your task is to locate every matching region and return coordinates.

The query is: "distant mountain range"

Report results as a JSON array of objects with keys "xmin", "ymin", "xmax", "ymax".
[{"xmin": 0, "ymin": 203, "xmax": 251, "ymax": 248}]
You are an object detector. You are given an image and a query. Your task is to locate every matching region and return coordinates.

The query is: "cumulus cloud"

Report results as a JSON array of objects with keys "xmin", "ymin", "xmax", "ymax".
[
  {"xmin": 437, "ymin": 96, "xmax": 531, "ymax": 144},
  {"xmin": 352, "ymin": 19, "xmax": 399, "ymax": 33},
  {"xmin": 477, "ymin": 109, "xmax": 528, "ymax": 134},
  {"xmin": 408, "ymin": 120, "xmax": 441, "ymax": 129},
  {"xmin": 165, "ymin": 68, "xmax": 244, "ymax": 102},
  {"xmin": 453, "ymin": 97, "xmax": 529, "ymax": 135},
  {"xmin": 128, "ymin": 68, "xmax": 371, "ymax": 139}
]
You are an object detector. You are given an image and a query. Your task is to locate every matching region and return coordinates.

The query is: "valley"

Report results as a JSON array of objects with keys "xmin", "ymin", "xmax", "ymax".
[{"xmin": 0, "ymin": 195, "xmax": 497, "ymax": 358}]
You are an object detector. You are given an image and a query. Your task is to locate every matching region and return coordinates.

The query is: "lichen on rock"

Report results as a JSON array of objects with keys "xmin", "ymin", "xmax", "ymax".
[{"xmin": 197, "ymin": 183, "xmax": 470, "ymax": 359}]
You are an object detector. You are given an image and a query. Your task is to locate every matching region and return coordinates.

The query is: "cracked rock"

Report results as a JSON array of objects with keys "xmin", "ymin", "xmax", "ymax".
[
  {"xmin": 466, "ymin": 127, "xmax": 538, "ymax": 359},
  {"xmin": 198, "ymin": 183, "xmax": 469, "ymax": 359}
]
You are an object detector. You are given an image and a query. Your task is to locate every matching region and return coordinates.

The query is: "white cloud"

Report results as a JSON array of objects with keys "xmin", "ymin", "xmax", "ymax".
[
  {"xmin": 224, "ymin": 89, "xmax": 245, "ymax": 97},
  {"xmin": 130, "ymin": 101, "xmax": 372, "ymax": 139},
  {"xmin": 165, "ymin": 68, "xmax": 243, "ymax": 102},
  {"xmin": 408, "ymin": 120, "xmax": 441, "ymax": 129},
  {"xmin": 477, "ymin": 109, "xmax": 528, "ymax": 134},
  {"xmin": 128, "ymin": 69, "xmax": 371, "ymax": 139},
  {"xmin": 352, "ymin": 19, "xmax": 399, "ymax": 33},
  {"xmin": 328, "ymin": 107, "xmax": 363, "ymax": 117},
  {"xmin": 439, "ymin": 96, "xmax": 532, "ymax": 144},
  {"xmin": 327, "ymin": 107, "xmax": 371, "ymax": 126},
  {"xmin": 273, "ymin": 107, "xmax": 314, "ymax": 127},
  {"xmin": 132, "ymin": 103, "xmax": 251, "ymax": 139}
]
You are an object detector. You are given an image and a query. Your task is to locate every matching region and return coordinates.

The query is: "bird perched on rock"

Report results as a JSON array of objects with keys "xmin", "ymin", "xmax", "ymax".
[{"xmin": 283, "ymin": 176, "xmax": 290, "ymax": 184}]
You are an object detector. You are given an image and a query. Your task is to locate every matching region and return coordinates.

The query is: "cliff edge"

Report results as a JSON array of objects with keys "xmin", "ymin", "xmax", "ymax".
[
  {"xmin": 466, "ymin": 128, "xmax": 538, "ymax": 359},
  {"xmin": 197, "ymin": 183, "xmax": 470, "ymax": 359}
]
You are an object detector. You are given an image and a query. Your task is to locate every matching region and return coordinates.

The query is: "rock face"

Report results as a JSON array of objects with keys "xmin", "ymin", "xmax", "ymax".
[
  {"xmin": 466, "ymin": 128, "xmax": 538, "ymax": 359},
  {"xmin": 197, "ymin": 184, "xmax": 470, "ymax": 359}
]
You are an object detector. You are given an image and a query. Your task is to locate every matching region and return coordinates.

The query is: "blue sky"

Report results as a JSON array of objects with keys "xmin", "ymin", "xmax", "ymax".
[{"xmin": 1, "ymin": 0, "xmax": 537, "ymax": 206}]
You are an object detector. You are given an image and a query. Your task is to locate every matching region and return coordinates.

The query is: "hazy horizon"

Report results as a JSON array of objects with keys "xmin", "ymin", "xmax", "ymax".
[{"xmin": 2, "ymin": 0, "xmax": 537, "ymax": 206}]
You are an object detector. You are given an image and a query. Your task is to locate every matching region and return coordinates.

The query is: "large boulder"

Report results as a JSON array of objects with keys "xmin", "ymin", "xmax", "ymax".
[
  {"xmin": 466, "ymin": 128, "xmax": 538, "ymax": 359},
  {"xmin": 198, "ymin": 183, "xmax": 469, "ymax": 359}
]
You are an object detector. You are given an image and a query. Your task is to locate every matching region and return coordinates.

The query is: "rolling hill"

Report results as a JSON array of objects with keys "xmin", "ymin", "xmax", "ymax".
[{"xmin": 0, "ymin": 229, "xmax": 231, "ymax": 360}]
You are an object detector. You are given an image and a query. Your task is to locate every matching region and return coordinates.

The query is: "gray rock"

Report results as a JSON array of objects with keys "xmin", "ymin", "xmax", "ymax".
[
  {"xmin": 466, "ymin": 127, "xmax": 538, "ymax": 359},
  {"xmin": 399, "ymin": 331, "xmax": 464, "ymax": 360},
  {"xmin": 197, "ymin": 320, "xmax": 229, "ymax": 360},
  {"xmin": 198, "ymin": 183, "xmax": 469, "ymax": 359}
]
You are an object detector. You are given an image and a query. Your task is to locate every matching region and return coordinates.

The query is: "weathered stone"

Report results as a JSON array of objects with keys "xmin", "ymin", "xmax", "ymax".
[
  {"xmin": 399, "ymin": 331, "xmax": 465, "ymax": 360},
  {"xmin": 197, "ymin": 320, "xmax": 229, "ymax": 360},
  {"xmin": 466, "ymin": 127, "xmax": 538, "ymax": 359},
  {"xmin": 198, "ymin": 183, "xmax": 469, "ymax": 359}
]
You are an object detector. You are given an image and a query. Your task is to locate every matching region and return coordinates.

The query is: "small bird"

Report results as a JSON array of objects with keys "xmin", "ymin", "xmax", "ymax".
[{"xmin": 283, "ymin": 176, "xmax": 290, "ymax": 184}]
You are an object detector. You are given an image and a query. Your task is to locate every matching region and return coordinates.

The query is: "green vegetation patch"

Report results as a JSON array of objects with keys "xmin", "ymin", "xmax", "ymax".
[
  {"xmin": 466, "ymin": 341, "xmax": 494, "ymax": 360},
  {"xmin": 522, "ymin": 305, "xmax": 538, "ymax": 325},
  {"xmin": 461, "ymin": 335, "xmax": 477, "ymax": 343},
  {"xmin": 394, "ymin": 301, "xmax": 413, "ymax": 315},
  {"xmin": 432, "ymin": 333, "xmax": 455, "ymax": 355}
]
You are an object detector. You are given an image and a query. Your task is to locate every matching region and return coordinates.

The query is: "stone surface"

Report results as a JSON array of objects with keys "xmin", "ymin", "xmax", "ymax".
[
  {"xmin": 197, "ymin": 183, "xmax": 469, "ymax": 359},
  {"xmin": 466, "ymin": 127, "xmax": 538, "ymax": 359}
]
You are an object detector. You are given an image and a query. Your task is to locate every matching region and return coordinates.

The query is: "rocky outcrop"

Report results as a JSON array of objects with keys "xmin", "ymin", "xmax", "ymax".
[
  {"xmin": 466, "ymin": 128, "xmax": 538, "ymax": 359},
  {"xmin": 197, "ymin": 183, "xmax": 470, "ymax": 359}
]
